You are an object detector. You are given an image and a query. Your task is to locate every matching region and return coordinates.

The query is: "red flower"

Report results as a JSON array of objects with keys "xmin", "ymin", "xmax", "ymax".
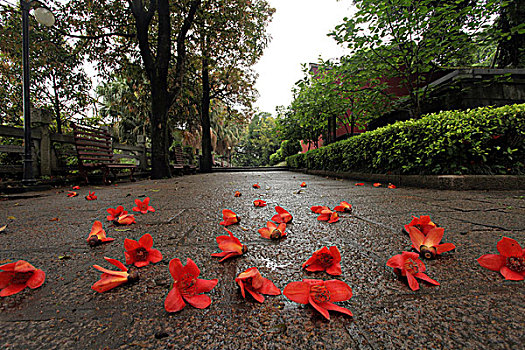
[
  {"xmin": 114, "ymin": 213, "xmax": 136, "ymax": 225},
  {"xmin": 234, "ymin": 191, "xmax": 242, "ymax": 197},
  {"xmin": 0, "ymin": 260, "xmax": 45, "ymax": 296},
  {"xmin": 404, "ymin": 215, "xmax": 437, "ymax": 235},
  {"xmin": 386, "ymin": 252, "xmax": 440, "ymax": 291},
  {"xmin": 164, "ymin": 258, "xmax": 218, "ymax": 312},
  {"xmin": 310, "ymin": 205, "xmax": 329, "ymax": 214},
  {"xmin": 354, "ymin": 183, "xmax": 364, "ymax": 186},
  {"xmin": 317, "ymin": 209, "xmax": 339, "ymax": 223},
  {"xmin": 477, "ymin": 237, "xmax": 524, "ymax": 281},
  {"xmin": 85, "ymin": 191, "xmax": 97, "ymax": 200},
  {"xmin": 211, "ymin": 228, "xmax": 247, "ymax": 262},
  {"xmin": 333, "ymin": 201, "xmax": 352, "ymax": 213},
  {"xmin": 258, "ymin": 221, "xmax": 287, "ymax": 240},
  {"xmin": 133, "ymin": 197, "xmax": 155, "ymax": 214},
  {"xmin": 72, "ymin": 186, "xmax": 80, "ymax": 190},
  {"xmin": 92, "ymin": 257, "xmax": 139, "ymax": 293},
  {"xmin": 271, "ymin": 206, "xmax": 292, "ymax": 224},
  {"xmin": 106, "ymin": 205, "xmax": 128, "ymax": 221},
  {"xmin": 302, "ymin": 246, "xmax": 342, "ymax": 275},
  {"xmin": 124, "ymin": 233, "xmax": 163, "ymax": 267},
  {"xmin": 86, "ymin": 220, "xmax": 114, "ymax": 246},
  {"xmin": 252, "ymin": 183, "xmax": 260, "ymax": 189},
  {"xmin": 283, "ymin": 279, "xmax": 353, "ymax": 320},
  {"xmin": 67, "ymin": 191, "xmax": 78, "ymax": 197},
  {"xmin": 253, "ymin": 199, "xmax": 267, "ymax": 207},
  {"xmin": 388, "ymin": 183, "xmax": 397, "ymax": 189},
  {"xmin": 219, "ymin": 209, "xmax": 240, "ymax": 226},
  {"xmin": 408, "ymin": 226, "xmax": 456, "ymax": 259},
  {"xmin": 373, "ymin": 183, "xmax": 381, "ymax": 187},
  {"xmin": 300, "ymin": 182, "xmax": 307, "ymax": 187},
  {"xmin": 235, "ymin": 267, "xmax": 281, "ymax": 303}
]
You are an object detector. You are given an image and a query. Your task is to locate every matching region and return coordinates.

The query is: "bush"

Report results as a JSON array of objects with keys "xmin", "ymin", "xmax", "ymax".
[
  {"xmin": 269, "ymin": 149, "xmax": 283, "ymax": 165},
  {"xmin": 286, "ymin": 104, "xmax": 525, "ymax": 175},
  {"xmin": 270, "ymin": 140, "xmax": 301, "ymax": 166}
]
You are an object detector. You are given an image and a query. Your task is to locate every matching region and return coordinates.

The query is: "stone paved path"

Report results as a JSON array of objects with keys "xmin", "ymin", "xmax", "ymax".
[{"xmin": 0, "ymin": 171, "xmax": 524, "ymax": 349}]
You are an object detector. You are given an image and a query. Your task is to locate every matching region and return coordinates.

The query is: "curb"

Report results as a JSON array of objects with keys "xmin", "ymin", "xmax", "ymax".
[{"xmin": 293, "ymin": 169, "xmax": 525, "ymax": 190}]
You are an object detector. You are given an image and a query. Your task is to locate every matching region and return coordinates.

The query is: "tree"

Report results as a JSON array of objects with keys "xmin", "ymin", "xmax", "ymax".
[{"xmin": 492, "ymin": 0, "xmax": 525, "ymax": 68}]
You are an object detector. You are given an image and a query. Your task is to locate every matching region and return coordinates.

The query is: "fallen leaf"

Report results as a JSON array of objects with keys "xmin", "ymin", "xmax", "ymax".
[
  {"xmin": 151, "ymin": 189, "xmax": 161, "ymax": 192},
  {"xmin": 58, "ymin": 255, "xmax": 72, "ymax": 260},
  {"xmin": 14, "ymin": 203, "xmax": 20, "ymax": 206},
  {"xmin": 49, "ymin": 217, "xmax": 59, "ymax": 222},
  {"xmin": 296, "ymin": 189, "xmax": 304, "ymax": 194},
  {"xmin": 7, "ymin": 216, "xmax": 16, "ymax": 220},
  {"xmin": 114, "ymin": 228, "xmax": 131, "ymax": 232},
  {"xmin": 0, "ymin": 224, "xmax": 7, "ymax": 232}
]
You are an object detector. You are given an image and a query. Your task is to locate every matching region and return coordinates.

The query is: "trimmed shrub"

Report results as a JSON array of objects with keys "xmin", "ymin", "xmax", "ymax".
[{"xmin": 286, "ymin": 104, "xmax": 525, "ymax": 175}]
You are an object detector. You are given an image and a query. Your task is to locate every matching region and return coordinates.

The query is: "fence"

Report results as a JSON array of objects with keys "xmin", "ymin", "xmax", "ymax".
[{"xmin": 0, "ymin": 111, "xmax": 149, "ymax": 179}]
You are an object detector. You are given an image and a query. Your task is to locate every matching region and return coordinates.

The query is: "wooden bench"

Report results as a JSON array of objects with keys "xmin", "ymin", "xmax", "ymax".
[
  {"xmin": 172, "ymin": 145, "xmax": 197, "ymax": 175},
  {"xmin": 71, "ymin": 123, "xmax": 136, "ymax": 184}
]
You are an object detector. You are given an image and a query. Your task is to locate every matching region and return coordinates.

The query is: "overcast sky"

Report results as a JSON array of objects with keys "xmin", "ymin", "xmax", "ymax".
[{"xmin": 253, "ymin": 0, "xmax": 356, "ymax": 115}]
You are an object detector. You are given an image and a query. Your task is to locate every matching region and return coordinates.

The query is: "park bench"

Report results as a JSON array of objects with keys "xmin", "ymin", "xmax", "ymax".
[
  {"xmin": 71, "ymin": 123, "xmax": 136, "ymax": 184},
  {"xmin": 172, "ymin": 145, "xmax": 197, "ymax": 175}
]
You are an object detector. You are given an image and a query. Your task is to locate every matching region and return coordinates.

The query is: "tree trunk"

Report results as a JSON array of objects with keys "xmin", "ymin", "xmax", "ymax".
[
  {"xmin": 200, "ymin": 53, "xmax": 213, "ymax": 173},
  {"xmin": 150, "ymin": 82, "xmax": 172, "ymax": 178},
  {"xmin": 52, "ymin": 74, "xmax": 62, "ymax": 134}
]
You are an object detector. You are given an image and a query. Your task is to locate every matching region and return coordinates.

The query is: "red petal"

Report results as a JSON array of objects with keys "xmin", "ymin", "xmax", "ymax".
[
  {"xmin": 326, "ymin": 262, "xmax": 342, "ymax": 276},
  {"xmin": 436, "ymin": 243, "xmax": 456, "ymax": 254},
  {"xmin": 0, "ymin": 262, "xmax": 17, "ymax": 272},
  {"xmin": 164, "ymin": 287, "xmax": 186, "ymax": 312},
  {"xmin": 169, "ymin": 258, "xmax": 184, "ymax": 281},
  {"xmin": 497, "ymin": 237, "xmax": 523, "ymax": 258},
  {"xmin": 184, "ymin": 294, "xmax": 212, "ymax": 309},
  {"xmin": 124, "ymin": 238, "xmax": 140, "ymax": 251},
  {"xmin": 283, "ymin": 281, "xmax": 310, "ymax": 304},
  {"xmin": 0, "ymin": 272, "xmax": 13, "ymax": 288},
  {"xmin": 238, "ymin": 280, "xmax": 246, "ymax": 298},
  {"xmin": 324, "ymin": 280, "xmax": 352, "ymax": 301},
  {"xmin": 477, "ymin": 254, "xmax": 505, "ymax": 272},
  {"xmin": 195, "ymin": 278, "xmax": 218, "ymax": 294},
  {"xmin": 500, "ymin": 266, "xmax": 524, "ymax": 281},
  {"xmin": 319, "ymin": 301, "xmax": 353, "ymax": 317},
  {"xmin": 304, "ymin": 261, "xmax": 326, "ymax": 272},
  {"xmin": 93, "ymin": 265, "xmax": 128, "ymax": 277},
  {"xmin": 139, "ymin": 233, "xmax": 154, "ymax": 249},
  {"xmin": 105, "ymin": 257, "xmax": 127, "ymax": 272},
  {"xmin": 414, "ymin": 272, "xmax": 440, "ymax": 286},
  {"xmin": 91, "ymin": 274, "xmax": 127, "ymax": 293},
  {"xmin": 258, "ymin": 228, "xmax": 271, "ymax": 239},
  {"xmin": 408, "ymin": 227, "xmax": 425, "ymax": 252},
  {"xmin": 424, "ymin": 227, "xmax": 444, "ymax": 247},
  {"xmin": 0, "ymin": 283, "xmax": 27, "ymax": 296},
  {"xmin": 148, "ymin": 249, "xmax": 163, "ymax": 263},
  {"xmin": 406, "ymin": 273, "xmax": 420, "ymax": 291},
  {"xmin": 271, "ymin": 214, "xmax": 284, "ymax": 223},
  {"xmin": 14, "ymin": 260, "xmax": 36, "ymax": 273},
  {"xmin": 211, "ymin": 251, "xmax": 230, "ymax": 258},
  {"xmin": 27, "ymin": 269, "xmax": 45, "ymax": 289},
  {"xmin": 329, "ymin": 246, "xmax": 341, "ymax": 262},
  {"xmin": 246, "ymin": 287, "xmax": 265, "ymax": 303},
  {"xmin": 386, "ymin": 254, "xmax": 405, "ymax": 269},
  {"xmin": 308, "ymin": 296, "xmax": 330, "ymax": 320},
  {"xmin": 257, "ymin": 277, "xmax": 281, "ymax": 296},
  {"xmin": 219, "ymin": 252, "xmax": 239, "ymax": 262}
]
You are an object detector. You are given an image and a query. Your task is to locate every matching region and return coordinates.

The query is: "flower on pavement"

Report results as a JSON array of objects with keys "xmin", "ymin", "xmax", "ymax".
[
  {"xmin": 124, "ymin": 233, "xmax": 162, "ymax": 267},
  {"xmin": 386, "ymin": 252, "xmax": 440, "ymax": 291},
  {"xmin": 373, "ymin": 183, "xmax": 381, "ymax": 187},
  {"xmin": 408, "ymin": 226, "xmax": 455, "ymax": 259},
  {"xmin": 253, "ymin": 199, "xmax": 267, "ymax": 207},
  {"xmin": 354, "ymin": 183, "xmax": 364, "ymax": 186},
  {"xmin": 334, "ymin": 201, "xmax": 352, "ymax": 213},
  {"xmin": 283, "ymin": 279, "xmax": 353, "ymax": 320},
  {"xmin": 271, "ymin": 206, "xmax": 292, "ymax": 224},
  {"xmin": 114, "ymin": 213, "xmax": 136, "ymax": 226},
  {"xmin": 388, "ymin": 183, "xmax": 397, "ymax": 189},
  {"xmin": 404, "ymin": 215, "xmax": 437, "ymax": 235},
  {"xmin": 300, "ymin": 182, "xmax": 307, "ymax": 187},
  {"xmin": 164, "ymin": 258, "xmax": 218, "ymax": 312},
  {"xmin": 133, "ymin": 197, "xmax": 155, "ymax": 214},
  {"xmin": 0, "ymin": 260, "xmax": 45, "ymax": 297},
  {"xmin": 252, "ymin": 183, "xmax": 260, "ymax": 189},
  {"xmin": 92, "ymin": 257, "xmax": 139, "ymax": 293},
  {"xmin": 67, "ymin": 191, "xmax": 78, "ymax": 197},
  {"xmin": 106, "ymin": 205, "xmax": 128, "ymax": 221},
  {"xmin": 87, "ymin": 220, "xmax": 114, "ymax": 246},
  {"xmin": 235, "ymin": 267, "xmax": 280, "ymax": 303},
  {"xmin": 311, "ymin": 205, "xmax": 329, "ymax": 214},
  {"xmin": 220, "ymin": 209, "xmax": 240, "ymax": 226},
  {"xmin": 85, "ymin": 191, "xmax": 97, "ymax": 200},
  {"xmin": 211, "ymin": 228, "xmax": 247, "ymax": 262},
  {"xmin": 234, "ymin": 191, "xmax": 242, "ymax": 197},
  {"xmin": 477, "ymin": 237, "xmax": 524, "ymax": 281},
  {"xmin": 72, "ymin": 186, "xmax": 80, "ymax": 190},
  {"xmin": 317, "ymin": 208, "xmax": 339, "ymax": 223},
  {"xmin": 258, "ymin": 221, "xmax": 287, "ymax": 240},
  {"xmin": 302, "ymin": 246, "xmax": 342, "ymax": 275}
]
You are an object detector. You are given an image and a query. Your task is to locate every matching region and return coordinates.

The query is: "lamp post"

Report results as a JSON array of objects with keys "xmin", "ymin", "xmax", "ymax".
[{"xmin": 21, "ymin": 0, "xmax": 55, "ymax": 185}]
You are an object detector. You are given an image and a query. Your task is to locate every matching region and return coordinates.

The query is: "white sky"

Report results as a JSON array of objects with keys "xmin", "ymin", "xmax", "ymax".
[{"xmin": 253, "ymin": 0, "xmax": 356, "ymax": 115}]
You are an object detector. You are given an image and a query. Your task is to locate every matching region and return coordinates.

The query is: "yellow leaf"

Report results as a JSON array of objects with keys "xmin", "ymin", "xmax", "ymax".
[
  {"xmin": 0, "ymin": 224, "xmax": 7, "ymax": 232},
  {"xmin": 7, "ymin": 216, "xmax": 16, "ymax": 220}
]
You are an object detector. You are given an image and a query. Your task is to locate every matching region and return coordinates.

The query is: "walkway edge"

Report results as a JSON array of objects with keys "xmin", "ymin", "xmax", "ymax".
[{"xmin": 292, "ymin": 168, "xmax": 525, "ymax": 190}]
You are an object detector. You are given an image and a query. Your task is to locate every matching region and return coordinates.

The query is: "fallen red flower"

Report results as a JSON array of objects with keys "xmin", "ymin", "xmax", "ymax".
[
  {"xmin": 252, "ymin": 183, "xmax": 260, "ymax": 189},
  {"xmin": 317, "ymin": 209, "xmax": 339, "ymax": 223},
  {"xmin": 404, "ymin": 215, "xmax": 437, "ymax": 235},
  {"xmin": 373, "ymin": 183, "xmax": 381, "ymax": 187},
  {"xmin": 333, "ymin": 201, "xmax": 352, "ymax": 213},
  {"xmin": 234, "ymin": 191, "xmax": 242, "ymax": 197},
  {"xmin": 87, "ymin": 221, "xmax": 114, "ymax": 246},
  {"xmin": 253, "ymin": 199, "xmax": 267, "ymax": 207},
  {"xmin": 106, "ymin": 205, "xmax": 128, "ymax": 221},
  {"xmin": 124, "ymin": 233, "xmax": 163, "ymax": 267},
  {"xmin": 211, "ymin": 228, "xmax": 247, "ymax": 262},
  {"xmin": 258, "ymin": 221, "xmax": 287, "ymax": 240},
  {"xmin": 300, "ymin": 182, "xmax": 307, "ymax": 187},
  {"xmin": 220, "ymin": 209, "xmax": 240, "ymax": 226},
  {"xmin": 72, "ymin": 186, "xmax": 80, "ymax": 190},
  {"xmin": 271, "ymin": 206, "xmax": 292, "ymax": 224},
  {"xmin": 386, "ymin": 252, "xmax": 440, "ymax": 291},
  {"xmin": 236, "ymin": 267, "xmax": 280, "ymax": 303},
  {"xmin": 302, "ymin": 246, "xmax": 342, "ymax": 275},
  {"xmin": 133, "ymin": 197, "xmax": 155, "ymax": 214},
  {"xmin": 67, "ymin": 191, "xmax": 78, "ymax": 197},
  {"xmin": 408, "ymin": 226, "xmax": 456, "ymax": 259},
  {"xmin": 85, "ymin": 191, "xmax": 97, "ymax": 200},
  {"xmin": 0, "ymin": 260, "xmax": 45, "ymax": 296},
  {"xmin": 114, "ymin": 213, "xmax": 136, "ymax": 225},
  {"xmin": 311, "ymin": 205, "xmax": 329, "ymax": 214},
  {"xmin": 92, "ymin": 257, "xmax": 139, "ymax": 293},
  {"xmin": 388, "ymin": 183, "xmax": 397, "ymax": 189},
  {"xmin": 283, "ymin": 279, "xmax": 353, "ymax": 320},
  {"xmin": 164, "ymin": 258, "xmax": 218, "ymax": 312},
  {"xmin": 354, "ymin": 183, "xmax": 364, "ymax": 186},
  {"xmin": 477, "ymin": 236, "xmax": 524, "ymax": 281}
]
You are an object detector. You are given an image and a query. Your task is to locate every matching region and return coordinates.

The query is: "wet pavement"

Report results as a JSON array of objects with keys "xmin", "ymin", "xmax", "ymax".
[{"xmin": 0, "ymin": 171, "xmax": 524, "ymax": 349}]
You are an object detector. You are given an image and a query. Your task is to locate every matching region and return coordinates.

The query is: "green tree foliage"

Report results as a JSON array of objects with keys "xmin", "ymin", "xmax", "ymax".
[{"xmin": 233, "ymin": 112, "xmax": 280, "ymax": 166}]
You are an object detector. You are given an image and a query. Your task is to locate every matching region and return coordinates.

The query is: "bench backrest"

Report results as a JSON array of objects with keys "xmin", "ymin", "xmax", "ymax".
[
  {"xmin": 72, "ymin": 123, "xmax": 114, "ymax": 167},
  {"xmin": 173, "ymin": 145, "xmax": 186, "ymax": 165}
]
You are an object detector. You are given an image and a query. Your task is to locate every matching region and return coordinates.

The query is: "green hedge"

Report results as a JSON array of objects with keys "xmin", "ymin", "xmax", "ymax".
[{"xmin": 286, "ymin": 104, "xmax": 525, "ymax": 175}]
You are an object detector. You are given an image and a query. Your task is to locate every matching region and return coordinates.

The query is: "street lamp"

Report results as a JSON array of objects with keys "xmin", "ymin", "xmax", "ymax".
[{"xmin": 21, "ymin": 0, "xmax": 55, "ymax": 185}]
